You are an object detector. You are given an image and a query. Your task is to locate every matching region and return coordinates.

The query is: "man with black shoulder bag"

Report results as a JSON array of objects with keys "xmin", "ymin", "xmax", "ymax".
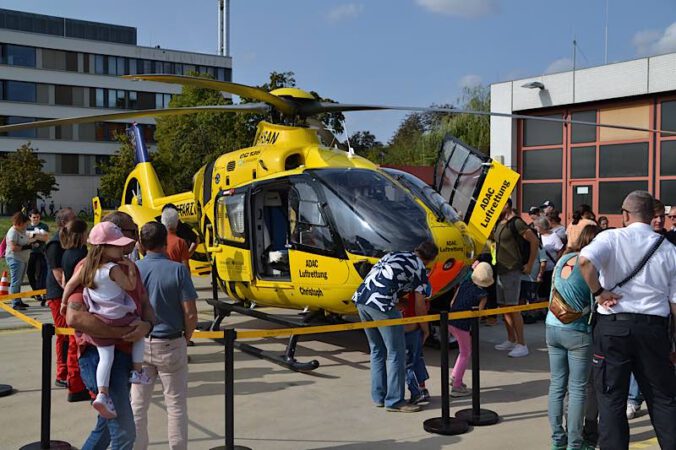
[{"xmin": 578, "ymin": 191, "xmax": 676, "ymax": 450}]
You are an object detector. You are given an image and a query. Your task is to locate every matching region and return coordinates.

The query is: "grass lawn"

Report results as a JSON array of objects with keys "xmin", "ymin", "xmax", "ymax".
[{"xmin": 0, "ymin": 216, "xmax": 93, "ymax": 276}]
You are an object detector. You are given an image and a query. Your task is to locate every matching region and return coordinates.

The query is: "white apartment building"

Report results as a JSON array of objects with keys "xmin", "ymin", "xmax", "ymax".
[{"xmin": 0, "ymin": 8, "xmax": 232, "ymax": 213}]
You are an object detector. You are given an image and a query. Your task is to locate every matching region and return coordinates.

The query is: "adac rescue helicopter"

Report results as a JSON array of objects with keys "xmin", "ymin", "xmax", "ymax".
[{"xmin": 0, "ymin": 74, "xmax": 665, "ymax": 371}]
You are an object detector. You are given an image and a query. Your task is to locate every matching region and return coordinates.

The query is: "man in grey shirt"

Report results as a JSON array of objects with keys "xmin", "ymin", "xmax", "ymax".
[{"xmin": 131, "ymin": 222, "xmax": 198, "ymax": 450}]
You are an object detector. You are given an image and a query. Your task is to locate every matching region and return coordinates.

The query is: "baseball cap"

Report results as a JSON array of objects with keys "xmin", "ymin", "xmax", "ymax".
[
  {"xmin": 541, "ymin": 200, "xmax": 554, "ymax": 209},
  {"xmin": 529, "ymin": 206, "xmax": 541, "ymax": 215},
  {"xmin": 88, "ymin": 222, "xmax": 136, "ymax": 246}
]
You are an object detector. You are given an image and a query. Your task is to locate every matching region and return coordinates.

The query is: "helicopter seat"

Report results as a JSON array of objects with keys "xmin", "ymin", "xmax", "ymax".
[{"xmin": 261, "ymin": 191, "xmax": 290, "ymax": 277}]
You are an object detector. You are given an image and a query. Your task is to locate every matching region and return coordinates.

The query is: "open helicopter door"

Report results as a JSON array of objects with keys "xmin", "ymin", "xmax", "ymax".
[
  {"xmin": 213, "ymin": 187, "xmax": 254, "ymax": 284},
  {"xmin": 434, "ymin": 136, "xmax": 520, "ymax": 247}
]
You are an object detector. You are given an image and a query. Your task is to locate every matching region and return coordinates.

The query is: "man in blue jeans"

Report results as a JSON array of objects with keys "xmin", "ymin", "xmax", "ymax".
[
  {"xmin": 65, "ymin": 212, "xmax": 154, "ymax": 449},
  {"xmin": 352, "ymin": 241, "xmax": 437, "ymax": 412}
]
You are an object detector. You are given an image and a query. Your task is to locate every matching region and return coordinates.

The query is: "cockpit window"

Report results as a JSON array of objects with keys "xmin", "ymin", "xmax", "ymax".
[
  {"xmin": 311, "ymin": 169, "xmax": 432, "ymax": 257},
  {"xmin": 383, "ymin": 168, "xmax": 461, "ymax": 225}
]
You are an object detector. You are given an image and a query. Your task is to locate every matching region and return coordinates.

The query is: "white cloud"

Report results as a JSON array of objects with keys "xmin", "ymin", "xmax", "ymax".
[
  {"xmin": 544, "ymin": 57, "xmax": 573, "ymax": 74},
  {"xmin": 632, "ymin": 22, "xmax": 676, "ymax": 56},
  {"xmin": 327, "ymin": 3, "xmax": 364, "ymax": 22},
  {"xmin": 415, "ymin": 0, "xmax": 499, "ymax": 18},
  {"xmin": 458, "ymin": 74, "xmax": 482, "ymax": 88}
]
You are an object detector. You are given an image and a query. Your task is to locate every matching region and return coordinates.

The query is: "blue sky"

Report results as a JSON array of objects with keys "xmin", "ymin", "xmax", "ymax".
[{"xmin": 3, "ymin": 0, "xmax": 676, "ymax": 141}]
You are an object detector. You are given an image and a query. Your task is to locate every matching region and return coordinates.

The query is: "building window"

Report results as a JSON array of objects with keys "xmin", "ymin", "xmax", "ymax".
[
  {"xmin": 107, "ymin": 55, "xmax": 117, "ymax": 75},
  {"xmin": 156, "ymin": 93, "xmax": 171, "ymax": 109},
  {"xmin": 36, "ymin": 84, "xmax": 49, "ymax": 104},
  {"xmin": 108, "ymin": 89, "xmax": 125, "ymax": 109},
  {"xmin": 571, "ymin": 110, "xmax": 597, "ymax": 144},
  {"xmin": 143, "ymin": 59, "xmax": 153, "ymax": 74},
  {"xmin": 93, "ymin": 88, "xmax": 106, "ymax": 108},
  {"xmin": 55, "ymin": 125, "xmax": 72, "ymax": 140},
  {"xmin": 523, "ymin": 114, "xmax": 563, "ymax": 147},
  {"xmin": 78, "ymin": 123, "xmax": 96, "ymax": 141},
  {"xmin": 137, "ymin": 92, "xmax": 155, "ymax": 110},
  {"xmin": 599, "ymin": 181, "xmax": 648, "ymax": 214},
  {"xmin": 4, "ymin": 44, "xmax": 36, "ymax": 67},
  {"xmin": 0, "ymin": 116, "xmax": 36, "ymax": 138},
  {"xmin": 128, "ymin": 91, "xmax": 138, "ymax": 109},
  {"xmin": 660, "ymin": 180, "xmax": 676, "ymax": 205},
  {"xmin": 66, "ymin": 51, "xmax": 78, "ymax": 72},
  {"xmin": 128, "ymin": 59, "xmax": 137, "ymax": 75},
  {"xmin": 55, "ymin": 85, "xmax": 73, "ymax": 106},
  {"xmin": 522, "ymin": 148, "xmax": 562, "ymax": 180},
  {"xmin": 661, "ymin": 140, "xmax": 676, "ymax": 176},
  {"xmin": 599, "ymin": 104, "xmax": 649, "ymax": 142},
  {"xmin": 522, "ymin": 183, "xmax": 562, "ymax": 213},
  {"xmin": 5, "ymin": 81, "xmax": 36, "ymax": 102},
  {"xmin": 184, "ymin": 64, "xmax": 196, "ymax": 75},
  {"xmin": 59, "ymin": 154, "xmax": 80, "ymax": 175},
  {"xmin": 571, "ymin": 146, "xmax": 596, "ymax": 179},
  {"xmin": 599, "ymin": 142, "xmax": 649, "ymax": 178},
  {"xmin": 217, "ymin": 67, "xmax": 226, "ymax": 81},
  {"xmin": 95, "ymin": 54, "xmax": 106, "ymax": 74},
  {"xmin": 662, "ymin": 101, "xmax": 676, "ymax": 134},
  {"xmin": 42, "ymin": 49, "xmax": 67, "ymax": 71}
]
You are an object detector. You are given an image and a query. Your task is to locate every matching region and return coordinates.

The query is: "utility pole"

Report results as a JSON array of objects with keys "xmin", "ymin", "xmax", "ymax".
[{"xmin": 604, "ymin": 0, "xmax": 609, "ymax": 64}]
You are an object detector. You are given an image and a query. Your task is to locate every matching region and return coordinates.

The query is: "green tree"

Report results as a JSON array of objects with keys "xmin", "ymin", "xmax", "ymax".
[
  {"xmin": 348, "ymin": 130, "xmax": 383, "ymax": 157},
  {"xmin": 97, "ymin": 132, "xmax": 136, "ymax": 206},
  {"xmin": 374, "ymin": 85, "xmax": 490, "ymax": 166},
  {"xmin": 0, "ymin": 143, "xmax": 58, "ymax": 212},
  {"xmin": 153, "ymin": 74, "xmax": 257, "ymax": 194}
]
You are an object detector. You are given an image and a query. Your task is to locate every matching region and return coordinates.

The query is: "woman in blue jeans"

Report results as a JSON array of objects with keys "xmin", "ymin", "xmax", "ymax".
[
  {"xmin": 4, "ymin": 212, "xmax": 38, "ymax": 310},
  {"xmin": 546, "ymin": 224, "xmax": 601, "ymax": 450}
]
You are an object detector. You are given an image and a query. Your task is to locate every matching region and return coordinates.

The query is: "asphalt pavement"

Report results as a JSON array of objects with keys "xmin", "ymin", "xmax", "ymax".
[{"xmin": 0, "ymin": 278, "xmax": 660, "ymax": 449}]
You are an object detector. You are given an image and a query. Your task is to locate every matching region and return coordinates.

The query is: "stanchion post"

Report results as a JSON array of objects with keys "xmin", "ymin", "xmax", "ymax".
[
  {"xmin": 423, "ymin": 311, "xmax": 469, "ymax": 435},
  {"xmin": 455, "ymin": 309, "xmax": 499, "ymax": 426},
  {"xmin": 211, "ymin": 328, "xmax": 251, "ymax": 450},
  {"xmin": 212, "ymin": 263, "xmax": 219, "ymax": 320},
  {"xmin": 19, "ymin": 324, "xmax": 71, "ymax": 450}
]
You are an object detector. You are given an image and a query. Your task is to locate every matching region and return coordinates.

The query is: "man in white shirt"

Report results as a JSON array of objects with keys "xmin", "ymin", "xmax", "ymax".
[{"xmin": 578, "ymin": 191, "xmax": 676, "ymax": 450}]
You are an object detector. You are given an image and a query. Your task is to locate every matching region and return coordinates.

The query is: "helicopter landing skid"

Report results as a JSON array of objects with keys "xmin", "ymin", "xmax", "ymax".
[{"xmin": 205, "ymin": 299, "xmax": 321, "ymax": 372}]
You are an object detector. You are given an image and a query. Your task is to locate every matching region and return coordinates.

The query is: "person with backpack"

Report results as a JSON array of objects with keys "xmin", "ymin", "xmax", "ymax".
[
  {"xmin": 493, "ymin": 198, "xmax": 539, "ymax": 358},
  {"xmin": 546, "ymin": 224, "xmax": 601, "ymax": 450}
]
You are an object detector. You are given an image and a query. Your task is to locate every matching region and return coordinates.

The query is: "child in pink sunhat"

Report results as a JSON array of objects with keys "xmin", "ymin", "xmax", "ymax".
[{"xmin": 61, "ymin": 221, "xmax": 151, "ymax": 419}]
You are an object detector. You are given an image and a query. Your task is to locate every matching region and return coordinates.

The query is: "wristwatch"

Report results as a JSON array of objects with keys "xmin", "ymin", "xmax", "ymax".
[{"xmin": 592, "ymin": 287, "xmax": 604, "ymax": 297}]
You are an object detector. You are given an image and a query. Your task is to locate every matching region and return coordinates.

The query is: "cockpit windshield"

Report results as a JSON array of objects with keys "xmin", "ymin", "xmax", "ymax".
[
  {"xmin": 383, "ymin": 168, "xmax": 461, "ymax": 225},
  {"xmin": 311, "ymin": 169, "xmax": 432, "ymax": 258}
]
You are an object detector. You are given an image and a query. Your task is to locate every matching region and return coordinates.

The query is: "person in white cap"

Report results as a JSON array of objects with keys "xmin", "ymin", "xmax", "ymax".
[
  {"xmin": 447, "ymin": 261, "xmax": 494, "ymax": 397},
  {"xmin": 61, "ymin": 221, "xmax": 152, "ymax": 420}
]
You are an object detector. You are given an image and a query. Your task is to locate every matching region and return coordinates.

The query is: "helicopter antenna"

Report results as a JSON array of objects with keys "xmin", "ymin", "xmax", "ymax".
[{"xmin": 343, "ymin": 118, "xmax": 355, "ymax": 158}]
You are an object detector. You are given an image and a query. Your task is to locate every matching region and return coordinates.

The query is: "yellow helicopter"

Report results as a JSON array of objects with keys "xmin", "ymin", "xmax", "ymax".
[{"xmin": 0, "ymin": 75, "xmax": 542, "ymax": 370}]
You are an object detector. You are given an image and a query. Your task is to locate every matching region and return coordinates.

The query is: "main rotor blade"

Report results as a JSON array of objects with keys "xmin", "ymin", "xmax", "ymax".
[
  {"xmin": 124, "ymin": 74, "xmax": 297, "ymax": 116},
  {"xmin": 305, "ymin": 103, "xmax": 676, "ymax": 136},
  {"xmin": 0, "ymin": 104, "xmax": 270, "ymax": 134}
]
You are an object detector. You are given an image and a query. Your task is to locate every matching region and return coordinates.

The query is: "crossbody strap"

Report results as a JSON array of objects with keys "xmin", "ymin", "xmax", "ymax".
[{"xmin": 610, "ymin": 235, "xmax": 665, "ymax": 291}]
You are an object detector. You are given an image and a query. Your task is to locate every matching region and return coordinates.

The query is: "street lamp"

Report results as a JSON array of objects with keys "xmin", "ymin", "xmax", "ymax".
[{"xmin": 521, "ymin": 81, "xmax": 545, "ymax": 90}]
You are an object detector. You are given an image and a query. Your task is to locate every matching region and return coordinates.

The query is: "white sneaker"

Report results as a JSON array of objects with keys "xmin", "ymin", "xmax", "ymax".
[
  {"xmin": 626, "ymin": 402, "xmax": 641, "ymax": 419},
  {"xmin": 92, "ymin": 393, "xmax": 117, "ymax": 419},
  {"xmin": 508, "ymin": 344, "xmax": 529, "ymax": 358},
  {"xmin": 495, "ymin": 340, "xmax": 516, "ymax": 351},
  {"xmin": 450, "ymin": 385, "xmax": 472, "ymax": 397}
]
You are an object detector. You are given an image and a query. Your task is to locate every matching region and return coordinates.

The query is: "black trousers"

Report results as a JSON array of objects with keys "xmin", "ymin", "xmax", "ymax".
[
  {"xmin": 593, "ymin": 315, "xmax": 676, "ymax": 450},
  {"xmin": 26, "ymin": 252, "xmax": 47, "ymax": 292}
]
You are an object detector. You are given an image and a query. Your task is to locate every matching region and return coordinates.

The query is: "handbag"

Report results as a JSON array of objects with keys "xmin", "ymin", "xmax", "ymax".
[
  {"xmin": 549, "ymin": 234, "xmax": 666, "ymax": 324},
  {"xmin": 549, "ymin": 286, "xmax": 589, "ymax": 324}
]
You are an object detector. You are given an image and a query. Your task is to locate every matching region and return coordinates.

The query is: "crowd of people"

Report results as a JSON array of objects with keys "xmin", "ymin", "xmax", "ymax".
[
  {"xmin": 353, "ymin": 191, "xmax": 675, "ymax": 450},
  {"xmin": 2, "ymin": 205, "xmax": 198, "ymax": 450},
  {"xmin": 1, "ymin": 191, "xmax": 674, "ymax": 449}
]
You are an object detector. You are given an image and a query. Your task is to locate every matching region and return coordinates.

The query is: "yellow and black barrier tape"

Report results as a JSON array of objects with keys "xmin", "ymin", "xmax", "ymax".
[
  {"xmin": 0, "ymin": 289, "xmax": 48, "ymax": 330},
  {"xmin": 1, "ymin": 290, "xmax": 549, "ymax": 340},
  {"xmin": 236, "ymin": 302, "xmax": 549, "ymax": 339}
]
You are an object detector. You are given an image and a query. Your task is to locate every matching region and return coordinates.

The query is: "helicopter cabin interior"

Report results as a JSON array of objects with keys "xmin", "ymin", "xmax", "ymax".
[{"xmin": 223, "ymin": 175, "xmax": 336, "ymax": 281}]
